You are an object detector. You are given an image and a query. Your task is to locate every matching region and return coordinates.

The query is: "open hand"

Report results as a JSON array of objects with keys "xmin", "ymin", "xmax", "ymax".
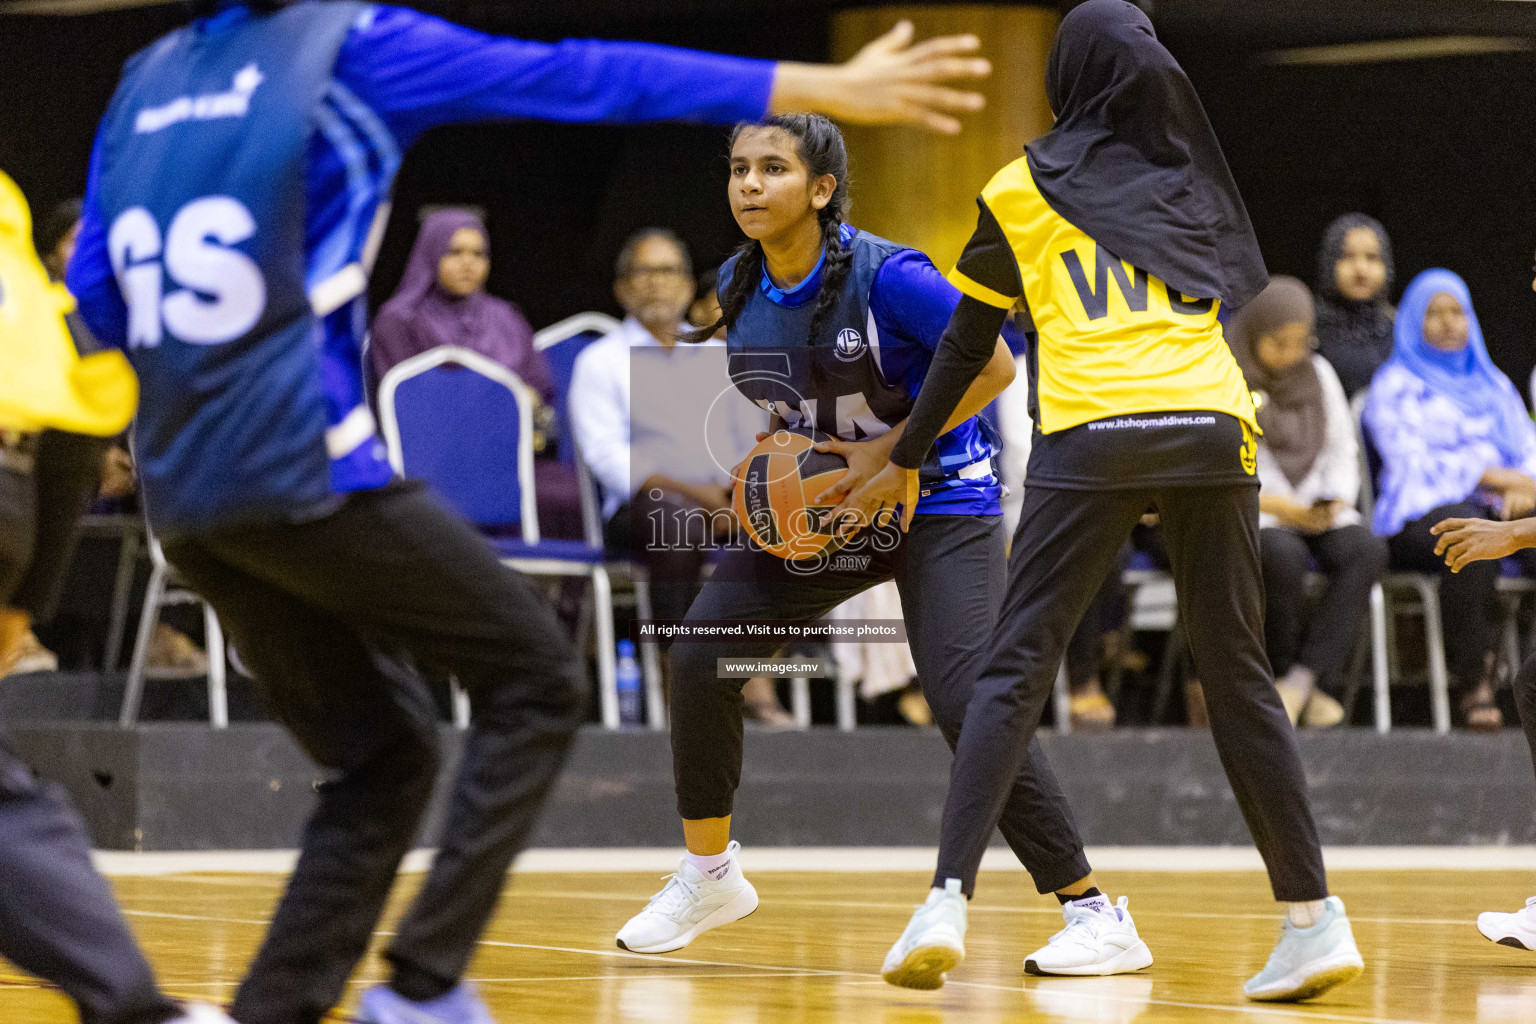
[
  {"xmin": 773, "ymin": 21, "xmax": 991, "ymax": 134},
  {"xmin": 1432, "ymin": 517, "xmax": 1527, "ymax": 572},
  {"xmin": 1502, "ymin": 477, "xmax": 1536, "ymax": 521}
]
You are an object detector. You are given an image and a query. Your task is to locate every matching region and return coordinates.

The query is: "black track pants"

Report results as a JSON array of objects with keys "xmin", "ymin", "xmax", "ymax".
[
  {"xmin": 164, "ymin": 481, "xmax": 584, "ymax": 1024},
  {"xmin": 934, "ymin": 483, "xmax": 1328, "ymax": 902},
  {"xmin": 669, "ymin": 514, "xmax": 1092, "ymax": 895}
]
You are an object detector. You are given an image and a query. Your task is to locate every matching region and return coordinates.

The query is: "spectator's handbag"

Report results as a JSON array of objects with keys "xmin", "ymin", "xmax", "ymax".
[{"xmin": 0, "ymin": 169, "xmax": 137, "ymax": 436}]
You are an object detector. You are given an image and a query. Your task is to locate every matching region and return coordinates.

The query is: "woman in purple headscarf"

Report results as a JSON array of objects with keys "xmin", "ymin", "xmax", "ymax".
[
  {"xmin": 370, "ymin": 209, "xmax": 552, "ymax": 400},
  {"xmin": 373, "ymin": 209, "xmax": 582, "ymax": 537}
]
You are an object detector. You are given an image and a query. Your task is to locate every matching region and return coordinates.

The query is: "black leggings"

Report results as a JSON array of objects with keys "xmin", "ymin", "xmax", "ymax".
[
  {"xmin": 935, "ymin": 483, "xmax": 1327, "ymax": 902},
  {"xmin": 1387, "ymin": 501, "xmax": 1503, "ymax": 684},
  {"xmin": 669, "ymin": 514, "xmax": 1092, "ymax": 895},
  {"xmin": 1260, "ymin": 524, "xmax": 1388, "ymax": 683},
  {"xmin": 165, "ymin": 481, "xmax": 584, "ymax": 1024}
]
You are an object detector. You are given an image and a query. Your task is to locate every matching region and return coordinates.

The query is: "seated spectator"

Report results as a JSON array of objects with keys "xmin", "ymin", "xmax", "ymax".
[
  {"xmin": 827, "ymin": 581, "xmax": 928, "ymax": 727},
  {"xmin": 373, "ymin": 208, "xmax": 582, "ymax": 537},
  {"xmin": 371, "ymin": 209, "xmax": 547, "ymax": 391},
  {"xmin": 1316, "ymin": 213, "xmax": 1395, "ymax": 398},
  {"xmin": 1062, "ymin": 547, "xmax": 1129, "ymax": 730},
  {"xmin": 18, "ymin": 198, "xmax": 209, "ymax": 679},
  {"xmin": 1364, "ymin": 268, "xmax": 1536, "ymax": 730},
  {"xmin": 1229, "ymin": 276, "xmax": 1388, "ymax": 727},
  {"xmin": 570, "ymin": 230, "xmax": 766, "ymax": 676}
]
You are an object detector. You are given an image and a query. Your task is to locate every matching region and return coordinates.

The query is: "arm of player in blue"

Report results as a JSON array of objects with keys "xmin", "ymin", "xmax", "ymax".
[
  {"xmin": 343, "ymin": 4, "xmax": 776, "ymax": 148},
  {"xmin": 69, "ymin": 2, "xmax": 778, "ymax": 347}
]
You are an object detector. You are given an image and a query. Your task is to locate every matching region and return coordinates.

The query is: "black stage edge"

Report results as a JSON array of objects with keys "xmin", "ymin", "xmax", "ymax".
[{"xmin": 6, "ymin": 722, "xmax": 1534, "ymax": 851}]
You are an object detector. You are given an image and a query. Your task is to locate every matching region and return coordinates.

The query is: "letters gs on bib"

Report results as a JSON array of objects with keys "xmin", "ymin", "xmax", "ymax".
[{"xmin": 108, "ymin": 196, "xmax": 265, "ymax": 348}]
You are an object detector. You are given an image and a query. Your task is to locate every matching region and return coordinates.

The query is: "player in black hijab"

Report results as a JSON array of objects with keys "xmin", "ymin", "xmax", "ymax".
[{"xmin": 859, "ymin": 1, "xmax": 1364, "ymax": 1001}]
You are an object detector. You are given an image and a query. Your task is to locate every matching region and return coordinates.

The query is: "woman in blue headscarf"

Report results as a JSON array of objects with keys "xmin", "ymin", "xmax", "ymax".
[{"xmin": 1363, "ymin": 268, "xmax": 1536, "ymax": 730}]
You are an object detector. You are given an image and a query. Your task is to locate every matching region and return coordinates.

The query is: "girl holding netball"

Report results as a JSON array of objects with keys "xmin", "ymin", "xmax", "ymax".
[
  {"xmin": 847, "ymin": 0, "xmax": 1364, "ymax": 1000},
  {"xmin": 615, "ymin": 113, "xmax": 1154, "ymax": 980}
]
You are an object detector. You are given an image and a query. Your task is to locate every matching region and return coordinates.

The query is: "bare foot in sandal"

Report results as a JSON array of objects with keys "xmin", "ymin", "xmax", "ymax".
[{"xmin": 1460, "ymin": 682, "xmax": 1503, "ymax": 732}]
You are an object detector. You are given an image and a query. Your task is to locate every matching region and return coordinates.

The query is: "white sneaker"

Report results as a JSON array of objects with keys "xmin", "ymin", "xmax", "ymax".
[
  {"xmin": 615, "ymin": 841, "xmax": 758, "ymax": 953},
  {"xmin": 168, "ymin": 1006, "xmax": 238, "ymax": 1024},
  {"xmin": 1244, "ymin": 896, "xmax": 1364, "ymax": 1002},
  {"xmin": 1025, "ymin": 895, "xmax": 1154, "ymax": 976},
  {"xmin": 1478, "ymin": 896, "xmax": 1536, "ymax": 951},
  {"xmin": 882, "ymin": 878, "xmax": 967, "ymax": 990}
]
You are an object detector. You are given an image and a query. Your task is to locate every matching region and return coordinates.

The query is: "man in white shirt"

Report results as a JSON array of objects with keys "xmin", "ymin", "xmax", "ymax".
[{"xmin": 570, "ymin": 229, "xmax": 764, "ymax": 625}]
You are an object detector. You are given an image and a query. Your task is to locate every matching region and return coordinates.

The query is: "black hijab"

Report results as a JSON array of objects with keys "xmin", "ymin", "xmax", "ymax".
[
  {"xmin": 1313, "ymin": 213, "xmax": 1395, "ymax": 397},
  {"xmin": 1027, "ymin": 0, "xmax": 1267, "ymax": 308}
]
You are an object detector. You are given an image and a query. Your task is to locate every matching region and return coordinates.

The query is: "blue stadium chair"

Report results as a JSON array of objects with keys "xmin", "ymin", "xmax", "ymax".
[
  {"xmin": 535, "ymin": 314, "xmax": 668, "ymax": 729},
  {"xmin": 377, "ymin": 345, "xmax": 621, "ymax": 728},
  {"xmin": 534, "ymin": 312, "xmax": 621, "ymax": 468}
]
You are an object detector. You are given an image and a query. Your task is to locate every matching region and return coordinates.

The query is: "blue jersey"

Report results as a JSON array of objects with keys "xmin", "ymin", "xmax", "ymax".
[
  {"xmin": 724, "ymin": 225, "xmax": 1001, "ymax": 516},
  {"xmin": 68, "ymin": 1, "xmax": 775, "ymax": 534}
]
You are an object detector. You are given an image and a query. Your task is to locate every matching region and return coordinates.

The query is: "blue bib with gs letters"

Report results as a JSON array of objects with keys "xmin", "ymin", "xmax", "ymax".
[{"xmin": 91, "ymin": 2, "xmax": 362, "ymax": 535}]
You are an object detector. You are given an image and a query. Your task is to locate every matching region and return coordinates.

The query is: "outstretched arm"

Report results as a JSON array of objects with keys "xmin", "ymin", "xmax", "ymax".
[
  {"xmin": 1432, "ymin": 516, "xmax": 1536, "ymax": 573},
  {"xmin": 353, "ymin": 8, "xmax": 989, "ymax": 147}
]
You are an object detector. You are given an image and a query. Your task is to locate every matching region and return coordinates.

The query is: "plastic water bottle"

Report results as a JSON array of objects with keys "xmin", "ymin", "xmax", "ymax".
[{"xmin": 616, "ymin": 640, "xmax": 643, "ymax": 726}]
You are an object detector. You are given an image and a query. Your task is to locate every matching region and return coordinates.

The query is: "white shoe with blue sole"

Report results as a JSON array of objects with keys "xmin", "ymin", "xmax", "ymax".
[{"xmin": 1243, "ymin": 896, "xmax": 1364, "ymax": 1002}]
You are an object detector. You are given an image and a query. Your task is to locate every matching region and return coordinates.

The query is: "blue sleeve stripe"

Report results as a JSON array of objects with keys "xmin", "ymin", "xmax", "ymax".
[
  {"xmin": 311, "ymin": 100, "xmax": 374, "ymax": 291},
  {"xmin": 328, "ymin": 79, "xmax": 401, "ymax": 175}
]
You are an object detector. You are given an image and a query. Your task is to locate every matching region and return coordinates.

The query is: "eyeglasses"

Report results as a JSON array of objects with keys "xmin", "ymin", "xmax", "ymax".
[{"xmin": 625, "ymin": 265, "xmax": 690, "ymax": 282}]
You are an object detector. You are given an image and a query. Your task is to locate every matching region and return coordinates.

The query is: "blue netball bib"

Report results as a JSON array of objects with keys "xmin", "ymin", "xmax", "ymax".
[{"xmin": 91, "ymin": 1, "xmax": 362, "ymax": 535}]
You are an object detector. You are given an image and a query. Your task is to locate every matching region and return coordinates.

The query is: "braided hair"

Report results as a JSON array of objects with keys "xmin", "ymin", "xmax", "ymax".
[{"xmin": 687, "ymin": 113, "xmax": 852, "ymax": 345}]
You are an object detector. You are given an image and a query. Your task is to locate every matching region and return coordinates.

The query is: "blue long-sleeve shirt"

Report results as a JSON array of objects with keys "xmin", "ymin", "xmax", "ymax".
[
  {"xmin": 754, "ymin": 235, "xmax": 1002, "ymax": 515},
  {"xmin": 68, "ymin": 2, "xmax": 774, "ymax": 502}
]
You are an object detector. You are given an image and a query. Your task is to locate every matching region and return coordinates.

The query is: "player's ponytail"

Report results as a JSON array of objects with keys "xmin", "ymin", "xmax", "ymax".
[{"xmin": 686, "ymin": 114, "xmax": 851, "ymax": 345}]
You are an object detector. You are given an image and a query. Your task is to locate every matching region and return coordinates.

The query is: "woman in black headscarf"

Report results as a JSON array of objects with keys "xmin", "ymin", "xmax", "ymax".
[
  {"xmin": 1314, "ymin": 214, "xmax": 1395, "ymax": 397},
  {"xmin": 1229, "ymin": 277, "xmax": 1388, "ymax": 730},
  {"xmin": 859, "ymin": 0, "xmax": 1362, "ymax": 1001}
]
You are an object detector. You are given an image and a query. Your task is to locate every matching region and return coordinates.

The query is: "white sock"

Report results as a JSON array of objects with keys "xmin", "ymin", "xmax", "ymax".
[
  {"xmin": 1288, "ymin": 899, "xmax": 1327, "ymax": 928},
  {"xmin": 927, "ymin": 878, "xmax": 965, "ymax": 905},
  {"xmin": 684, "ymin": 848, "xmax": 733, "ymax": 881}
]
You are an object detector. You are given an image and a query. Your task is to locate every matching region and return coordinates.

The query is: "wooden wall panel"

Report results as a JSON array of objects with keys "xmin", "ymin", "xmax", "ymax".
[{"xmin": 831, "ymin": 5, "xmax": 1059, "ymax": 269}]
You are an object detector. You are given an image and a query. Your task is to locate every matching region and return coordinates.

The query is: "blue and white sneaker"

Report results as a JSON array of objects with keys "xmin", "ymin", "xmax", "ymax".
[
  {"xmin": 1243, "ymin": 896, "xmax": 1364, "ymax": 1002},
  {"xmin": 1478, "ymin": 896, "xmax": 1536, "ymax": 951},
  {"xmin": 357, "ymin": 982, "xmax": 496, "ymax": 1024},
  {"xmin": 882, "ymin": 878, "xmax": 968, "ymax": 990}
]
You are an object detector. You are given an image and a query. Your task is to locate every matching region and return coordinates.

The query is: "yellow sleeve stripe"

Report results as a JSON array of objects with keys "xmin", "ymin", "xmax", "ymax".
[{"xmin": 946, "ymin": 268, "xmax": 1017, "ymax": 310}]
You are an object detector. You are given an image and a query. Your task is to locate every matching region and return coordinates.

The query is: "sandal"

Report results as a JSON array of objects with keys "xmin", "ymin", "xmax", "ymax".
[
  {"xmin": 1300, "ymin": 690, "xmax": 1346, "ymax": 729},
  {"xmin": 1460, "ymin": 685, "xmax": 1504, "ymax": 733},
  {"xmin": 1069, "ymin": 690, "xmax": 1116, "ymax": 731}
]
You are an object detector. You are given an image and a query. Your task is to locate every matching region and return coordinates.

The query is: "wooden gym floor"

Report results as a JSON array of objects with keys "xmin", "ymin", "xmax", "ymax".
[{"xmin": 3, "ymin": 864, "xmax": 1534, "ymax": 1023}]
